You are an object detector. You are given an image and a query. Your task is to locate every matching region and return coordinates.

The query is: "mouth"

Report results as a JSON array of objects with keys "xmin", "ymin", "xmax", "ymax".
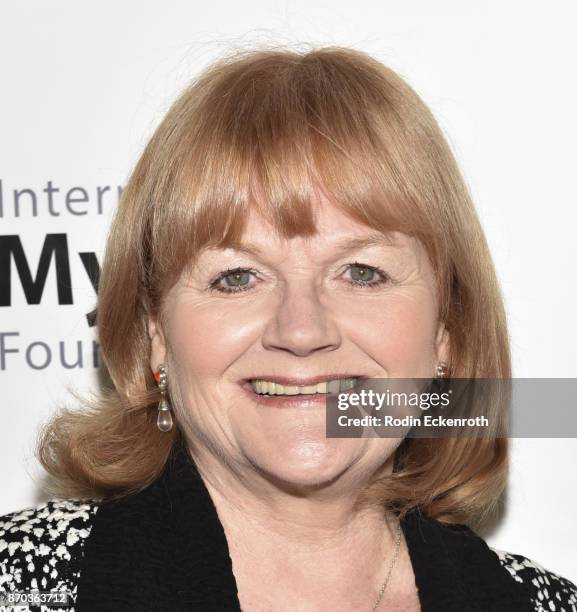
[
  {"xmin": 241, "ymin": 374, "xmax": 366, "ymax": 405},
  {"xmin": 251, "ymin": 378, "xmax": 357, "ymax": 396}
]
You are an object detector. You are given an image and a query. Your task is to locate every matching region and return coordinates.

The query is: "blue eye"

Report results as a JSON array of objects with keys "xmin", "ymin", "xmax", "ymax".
[
  {"xmin": 349, "ymin": 264, "xmax": 376, "ymax": 282},
  {"xmin": 209, "ymin": 262, "xmax": 390, "ymax": 294},
  {"xmin": 223, "ymin": 270, "xmax": 251, "ymax": 287},
  {"xmin": 210, "ymin": 268, "xmax": 256, "ymax": 293},
  {"xmin": 345, "ymin": 262, "xmax": 389, "ymax": 288}
]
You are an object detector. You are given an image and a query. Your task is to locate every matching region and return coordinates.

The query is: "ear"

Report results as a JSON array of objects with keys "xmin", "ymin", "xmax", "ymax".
[
  {"xmin": 148, "ymin": 314, "xmax": 167, "ymax": 375},
  {"xmin": 434, "ymin": 322, "xmax": 450, "ymax": 368}
]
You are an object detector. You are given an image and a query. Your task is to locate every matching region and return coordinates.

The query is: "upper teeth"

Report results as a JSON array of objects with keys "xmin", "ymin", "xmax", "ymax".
[{"xmin": 250, "ymin": 378, "xmax": 358, "ymax": 395}]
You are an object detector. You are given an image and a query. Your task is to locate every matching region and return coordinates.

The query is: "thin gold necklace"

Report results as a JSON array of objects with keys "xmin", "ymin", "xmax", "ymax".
[{"xmin": 371, "ymin": 520, "xmax": 403, "ymax": 611}]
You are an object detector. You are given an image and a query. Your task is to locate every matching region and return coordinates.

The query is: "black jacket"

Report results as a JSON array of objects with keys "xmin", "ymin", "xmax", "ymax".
[{"xmin": 1, "ymin": 436, "xmax": 576, "ymax": 611}]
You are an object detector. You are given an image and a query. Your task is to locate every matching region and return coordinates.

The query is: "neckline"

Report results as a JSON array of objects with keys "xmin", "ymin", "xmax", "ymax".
[{"xmin": 162, "ymin": 433, "xmax": 531, "ymax": 612}]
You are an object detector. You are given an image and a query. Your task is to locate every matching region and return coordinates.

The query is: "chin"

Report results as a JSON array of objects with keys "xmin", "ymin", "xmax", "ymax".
[{"xmin": 245, "ymin": 437, "xmax": 361, "ymax": 491}]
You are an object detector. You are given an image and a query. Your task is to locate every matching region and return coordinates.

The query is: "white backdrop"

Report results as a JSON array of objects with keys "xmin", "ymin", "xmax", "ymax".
[{"xmin": 1, "ymin": 0, "xmax": 576, "ymax": 582}]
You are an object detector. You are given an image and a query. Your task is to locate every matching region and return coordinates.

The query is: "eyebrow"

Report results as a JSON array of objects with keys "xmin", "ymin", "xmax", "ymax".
[{"xmin": 227, "ymin": 232, "xmax": 399, "ymax": 256}]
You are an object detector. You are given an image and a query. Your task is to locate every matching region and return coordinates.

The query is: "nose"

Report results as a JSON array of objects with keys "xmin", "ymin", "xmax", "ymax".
[{"xmin": 261, "ymin": 281, "xmax": 341, "ymax": 357}]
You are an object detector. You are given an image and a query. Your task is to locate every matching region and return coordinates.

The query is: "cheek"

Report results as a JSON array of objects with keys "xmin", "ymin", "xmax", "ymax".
[
  {"xmin": 340, "ymin": 289, "xmax": 438, "ymax": 376},
  {"xmin": 164, "ymin": 299, "xmax": 259, "ymax": 444},
  {"xmin": 166, "ymin": 298, "xmax": 258, "ymax": 378}
]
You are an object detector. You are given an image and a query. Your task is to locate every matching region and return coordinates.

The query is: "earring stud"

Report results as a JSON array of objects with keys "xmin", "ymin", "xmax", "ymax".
[
  {"xmin": 436, "ymin": 362, "xmax": 448, "ymax": 379},
  {"xmin": 154, "ymin": 364, "xmax": 173, "ymax": 432}
]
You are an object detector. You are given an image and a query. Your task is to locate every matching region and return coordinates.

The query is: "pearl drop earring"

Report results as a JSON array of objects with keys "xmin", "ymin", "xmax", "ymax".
[{"xmin": 154, "ymin": 364, "xmax": 173, "ymax": 432}]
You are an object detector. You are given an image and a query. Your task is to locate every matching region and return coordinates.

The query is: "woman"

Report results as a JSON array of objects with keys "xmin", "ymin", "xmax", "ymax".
[{"xmin": 1, "ymin": 46, "xmax": 575, "ymax": 612}]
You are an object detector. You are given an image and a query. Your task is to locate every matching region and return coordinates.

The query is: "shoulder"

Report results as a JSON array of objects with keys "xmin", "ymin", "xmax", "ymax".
[
  {"xmin": 0, "ymin": 498, "xmax": 100, "ymax": 608},
  {"xmin": 491, "ymin": 546, "xmax": 577, "ymax": 611}
]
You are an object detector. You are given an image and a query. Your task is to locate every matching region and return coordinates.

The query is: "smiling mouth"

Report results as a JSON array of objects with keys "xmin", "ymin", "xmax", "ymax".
[{"xmin": 249, "ymin": 377, "xmax": 359, "ymax": 396}]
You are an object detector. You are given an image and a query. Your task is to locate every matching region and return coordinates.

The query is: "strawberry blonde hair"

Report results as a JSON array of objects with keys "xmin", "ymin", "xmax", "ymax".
[{"xmin": 37, "ymin": 45, "xmax": 510, "ymax": 527}]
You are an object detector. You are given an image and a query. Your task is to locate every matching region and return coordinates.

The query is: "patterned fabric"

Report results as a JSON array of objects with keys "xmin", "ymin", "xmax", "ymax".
[
  {"xmin": 493, "ymin": 548, "xmax": 577, "ymax": 612},
  {"xmin": 0, "ymin": 500, "xmax": 96, "ymax": 612},
  {"xmin": 1, "ymin": 498, "xmax": 576, "ymax": 611}
]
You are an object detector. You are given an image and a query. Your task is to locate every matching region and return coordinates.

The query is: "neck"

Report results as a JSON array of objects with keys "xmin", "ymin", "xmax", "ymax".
[{"xmin": 188, "ymin": 443, "xmax": 405, "ymax": 610}]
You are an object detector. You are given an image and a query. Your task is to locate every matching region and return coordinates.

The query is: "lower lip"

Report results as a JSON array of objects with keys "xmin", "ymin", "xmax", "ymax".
[{"xmin": 239, "ymin": 381, "xmax": 333, "ymax": 408}]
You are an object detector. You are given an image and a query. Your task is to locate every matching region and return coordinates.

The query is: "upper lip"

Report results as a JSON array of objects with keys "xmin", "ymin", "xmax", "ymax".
[{"xmin": 243, "ymin": 374, "xmax": 365, "ymax": 386}]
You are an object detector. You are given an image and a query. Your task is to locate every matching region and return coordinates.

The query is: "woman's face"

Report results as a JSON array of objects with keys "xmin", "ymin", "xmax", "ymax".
[{"xmin": 149, "ymin": 194, "xmax": 449, "ymax": 491}]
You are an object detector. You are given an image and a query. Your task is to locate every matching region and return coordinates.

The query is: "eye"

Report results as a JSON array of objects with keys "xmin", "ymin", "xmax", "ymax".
[
  {"xmin": 343, "ymin": 262, "xmax": 390, "ymax": 289},
  {"xmin": 209, "ymin": 267, "xmax": 257, "ymax": 294},
  {"xmin": 208, "ymin": 262, "xmax": 391, "ymax": 294}
]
